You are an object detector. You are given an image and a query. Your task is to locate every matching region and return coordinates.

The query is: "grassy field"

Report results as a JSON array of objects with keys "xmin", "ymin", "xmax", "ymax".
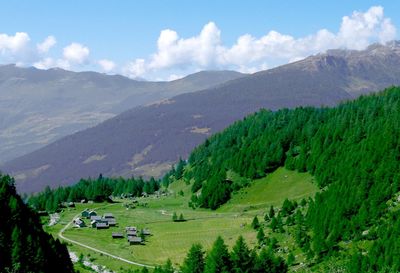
[
  {"xmin": 220, "ymin": 167, "xmax": 318, "ymax": 212},
  {"xmin": 46, "ymin": 167, "xmax": 317, "ymax": 272}
]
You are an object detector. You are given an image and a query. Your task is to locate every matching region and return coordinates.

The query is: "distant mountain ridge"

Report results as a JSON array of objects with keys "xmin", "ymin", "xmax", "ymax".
[
  {"xmin": 0, "ymin": 66, "xmax": 244, "ymax": 163},
  {"xmin": 3, "ymin": 42, "xmax": 400, "ymax": 193}
]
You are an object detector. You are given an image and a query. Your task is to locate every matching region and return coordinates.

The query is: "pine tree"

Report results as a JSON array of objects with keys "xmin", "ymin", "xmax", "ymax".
[
  {"xmin": 204, "ymin": 236, "xmax": 231, "ymax": 273},
  {"xmin": 181, "ymin": 243, "xmax": 205, "ymax": 273},
  {"xmin": 270, "ymin": 216, "xmax": 278, "ymax": 232},
  {"xmin": 230, "ymin": 236, "xmax": 254, "ymax": 273},
  {"xmin": 287, "ymin": 252, "xmax": 295, "ymax": 266},
  {"xmin": 172, "ymin": 212, "xmax": 178, "ymax": 222},
  {"xmin": 269, "ymin": 205, "xmax": 275, "ymax": 219},
  {"xmin": 257, "ymin": 228, "xmax": 265, "ymax": 246},
  {"xmin": 251, "ymin": 216, "xmax": 260, "ymax": 229}
]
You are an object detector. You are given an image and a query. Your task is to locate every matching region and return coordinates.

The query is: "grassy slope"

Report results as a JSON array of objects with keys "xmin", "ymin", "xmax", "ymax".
[
  {"xmin": 46, "ymin": 168, "xmax": 317, "ymax": 271},
  {"xmin": 221, "ymin": 167, "xmax": 318, "ymax": 212}
]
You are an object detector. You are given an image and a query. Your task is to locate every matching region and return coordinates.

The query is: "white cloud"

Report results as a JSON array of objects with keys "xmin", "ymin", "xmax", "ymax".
[
  {"xmin": 121, "ymin": 5, "xmax": 396, "ymax": 80},
  {"xmin": 37, "ymin": 36, "xmax": 56, "ymax": 53},
  {"xmin": 0, "ymin": 6, "xmax": 398, "ymax": 79},
  {"xmin": 167, "ymin": 74, "xmax": 184, "ymax": 81},
  {"xmin": 33, "ymin": 57, "xmax": 71, "ymax": 70},
  {"xmin": 0, "ymin": 32, "xmax": 30, "ymax": 54},
  {"xmin": 63, "ymin": 43, "xmax": 90, "ymax": 64},
  {"xmin": 123, "ymin": 59, "xmax": 147, "ymax": 78},
  {"xmin": 98, "ymin": 59, "xmax": 116, "ymax": 72},
  {"xmin": 33, "ymin": 57, "xmax": 54, "ymax": 69}
]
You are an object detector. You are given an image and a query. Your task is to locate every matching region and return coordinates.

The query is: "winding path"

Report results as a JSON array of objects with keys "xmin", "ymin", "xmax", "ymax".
[{"xmin": 58, "ymin": 204, "xmax": 155, "ymax": 269}]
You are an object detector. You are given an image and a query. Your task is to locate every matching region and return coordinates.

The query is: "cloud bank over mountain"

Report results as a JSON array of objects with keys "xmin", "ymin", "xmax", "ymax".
[{"xmin": 0, "ymin": 6, "xmax": 396, "ymax": 80}]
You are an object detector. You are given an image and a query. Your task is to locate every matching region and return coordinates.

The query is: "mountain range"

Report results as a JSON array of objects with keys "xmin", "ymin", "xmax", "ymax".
[
  {"xmin": 0, "ymin": 65, "xmax": 243, "ymax": 163},
  {"xmin": 3, "ymin": 41, "xmax": 400, "ymax": 193}
]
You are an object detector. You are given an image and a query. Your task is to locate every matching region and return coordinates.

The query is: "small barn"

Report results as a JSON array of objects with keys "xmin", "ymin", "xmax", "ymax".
[
  {"xmin": 126, "ymin": 226, "xmax": 137, "ymax": 231},
  {"xmin": 103, "ymin": 213, "xmax": 114, "ymax": 219},
  {"xmin": 90, "ymin": 215, "xmax": 102, "ymax": 221},
  {"xmin": 142, "ymin": 228, "xmax": 151, "ymax": 236},
  {"xmin": 127, "ymin": 230, "xmax": 137, "ymax": 236},
  {"xmin": 107, "ymin": 218, "xmax": 117, "ymax": 226},
  {"xmin": 73, "ymin": 218, "xmax": 86, "ymax": 228},
  {"xmin": 128, "ymin": 236, "xmax": 143, "ymax": 245},
  {"xmin": 112, "ymin": 232, "xmax": 124, "ymax": 239},
  {"xmin": 96, "ymin": 222, "xmax": 109, "ymax": 229}
]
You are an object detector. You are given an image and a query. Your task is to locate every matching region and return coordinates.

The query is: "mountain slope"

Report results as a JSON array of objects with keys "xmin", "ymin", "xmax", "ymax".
[
  {"xmin": 0, "ymin": 66, "xmax": 243, "ymax": 163},
  {"xmin": 4, "ymin": 42, "xmax": 400, "ymax": 193},
  {"xmin": 0, "ymin": 174, "xmax": 74, "ymax": 272}
]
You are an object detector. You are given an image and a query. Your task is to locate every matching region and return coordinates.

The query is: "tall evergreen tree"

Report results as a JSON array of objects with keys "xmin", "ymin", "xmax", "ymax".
[
  {"xmin": 181, "ymin": 243, "xmax": 205, "ymax": 273},
  {"xmin": 230, "ymin": 236, "xmax": 254, "ymax": 273},
  {"xmin": 251, "ymin": 216, "xmax": 260, "ymax": 230},
  {"xmin": 204, "ymin": 236, "xmax": 232, "ymax": 273},
  {"xmin": 257, "ymin": 228, "xmax": 266, "ymax": 246}
]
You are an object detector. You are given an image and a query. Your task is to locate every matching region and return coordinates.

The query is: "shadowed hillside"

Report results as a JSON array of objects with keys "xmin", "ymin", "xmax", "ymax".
[{"xmin": 0, "ymin": 66, "xmax": 244, "ymax": 163}]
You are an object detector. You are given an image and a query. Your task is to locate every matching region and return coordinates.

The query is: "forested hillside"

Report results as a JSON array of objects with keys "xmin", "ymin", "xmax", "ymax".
[
  {"xmin": 0, "ymin": 174, "xmax": 74, "ymax": 272},
  {"xmin": 183, "ymin": 87, "xmax": 400, "ymax": 271}
]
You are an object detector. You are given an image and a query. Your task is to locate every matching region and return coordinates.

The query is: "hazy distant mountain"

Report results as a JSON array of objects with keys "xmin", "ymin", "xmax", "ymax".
[
  {"xmin": 0, "ymin": 66, "xmax": 244, "ymax": 163},
  {"xmin": 4, "ymin": 42, "xmax": 400, "ymax": 193}
]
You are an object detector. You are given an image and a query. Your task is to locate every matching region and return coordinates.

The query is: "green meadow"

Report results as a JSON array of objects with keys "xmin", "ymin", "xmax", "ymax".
[{"xmin": 46, "ymin": 167, "xmax": 318, "ymax": 272}]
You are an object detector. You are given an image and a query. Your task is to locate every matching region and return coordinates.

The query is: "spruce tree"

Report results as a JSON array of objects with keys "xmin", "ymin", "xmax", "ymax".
[
  {"xmin": 268, "ymin": 205, "xmax": 275, "ymax": 219},
  {"xmin": 204, "ymin": 236, "xmax": 231, "ymax": 273},
  {"xmin": 181, "ymin": 243, "xmax": 205, "ymax": 273},
  {"xmin": 251, "ymin": 216, "xmax": 260, "ymax": 230},
  {"xmin": 230, "ymin": 236, "xmax": 254, "ymax": 273},
  {"xmin": 257, "ymin": 228, "xmax": 266, "ymax": 246}
]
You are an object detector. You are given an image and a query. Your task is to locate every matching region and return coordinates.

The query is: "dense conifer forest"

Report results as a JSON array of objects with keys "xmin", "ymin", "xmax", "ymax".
[
  {"xmin": 0, "ymin": 174, "xmax": 74, "ymax": 272},
  {"xmin": 183, "ymin": 87, "xmax": 400, "ymax": 271},
  {"xmin": 28, "ymin": 175, "xmax": 160, "ymax": 212}
]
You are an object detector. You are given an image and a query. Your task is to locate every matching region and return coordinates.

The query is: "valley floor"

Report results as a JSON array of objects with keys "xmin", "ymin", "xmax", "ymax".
[{"xmin": 45, "ymin": 167, "xmax": 318, "ymax": 272}]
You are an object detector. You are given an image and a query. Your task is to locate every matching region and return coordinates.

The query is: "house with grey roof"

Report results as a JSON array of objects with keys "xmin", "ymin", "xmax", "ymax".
[
  {"xmin": 73, "ymin": 218, "xmax": 86, "ymax": 228},
  {"xmin": 126, "ymin": 226, "xmax": 137, "ymax": 231},
  {"xmin": 106, "ymin": 218, "xmax": 117, "ymax": 226},
  {"xmin": 90, "ymin": 215, "xmax": 102, "ymax": 221},
  {"xmin": 103, "ymin": 213, "xmax": 114, "ymax": 219},
  {"xmin": 96, "ymin": 222, "xmax": 109, "ymax": 229},
  {"xmin": 128, "ymin": 236, "xmax": 143, "ymax": 245},
  {"xmin": 127, "ymin": 230, "xmax": 137, "ymax": 236},
  {"xmin": 142, "ymin": 228, "xmax": 151, "ymax": 236},
  {"xmin": 112, "ymin": 232, "xmax": 124, "ymax": 238}
]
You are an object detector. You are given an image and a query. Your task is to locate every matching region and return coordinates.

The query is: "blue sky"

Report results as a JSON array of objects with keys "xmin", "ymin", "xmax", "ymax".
[{"xmin": 0, "ymin": 1, "xmax": 398, "ymax": 80}]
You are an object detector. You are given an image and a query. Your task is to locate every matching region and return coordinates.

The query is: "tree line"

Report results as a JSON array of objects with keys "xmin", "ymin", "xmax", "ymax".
[{"xmin": 28, "ymin": 174, "xmax": 160, "ymax": 212}]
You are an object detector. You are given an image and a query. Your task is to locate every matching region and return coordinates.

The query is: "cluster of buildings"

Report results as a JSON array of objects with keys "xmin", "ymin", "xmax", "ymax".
[
  {"xmin": 73, "ymin": 209, "xmax": 117, "ymax": 229},
  {"xmin": 112, "ymin": 226, "xmax": 151, "ymax": 245},
  {"xmin": 72, "ymin": 209, "xmax": 151, "ymax": 245}
]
